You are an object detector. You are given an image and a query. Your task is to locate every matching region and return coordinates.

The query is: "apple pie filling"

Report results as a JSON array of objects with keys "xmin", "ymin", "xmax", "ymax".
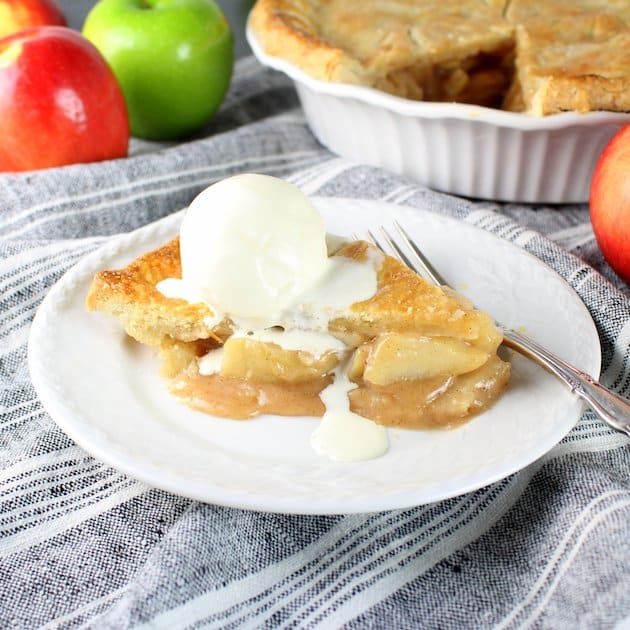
[{"xmin": 158, "ymin": 325, "xmax": 510, "ymax": 430}]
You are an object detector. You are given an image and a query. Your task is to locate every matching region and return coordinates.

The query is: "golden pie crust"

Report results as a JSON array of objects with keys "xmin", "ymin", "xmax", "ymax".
[
  {"xmin": 86, "ymin": 237, "xmax": 510, "ymax": 429},
  {"xmin": 249, "ymin": 0, "xmax": 630, "ymax": 115}
]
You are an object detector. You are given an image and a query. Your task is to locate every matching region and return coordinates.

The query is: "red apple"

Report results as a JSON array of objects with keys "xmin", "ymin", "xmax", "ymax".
[
  {"xmin": 0, "ymin": 26, "xmax": 129, "ymax": 171},
  {"xmin": 0, "ymin": 0, "xmax": 66, "ymax": 38},
  {"xmin": 589, "ymin": 124, "xmax": 630, "ymax": 284}
]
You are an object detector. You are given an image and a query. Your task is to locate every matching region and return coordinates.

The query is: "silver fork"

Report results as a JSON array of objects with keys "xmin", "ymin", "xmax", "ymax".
[{"xmin": 366, "ymin": 222, "xmax": 630, "ymax": 438}]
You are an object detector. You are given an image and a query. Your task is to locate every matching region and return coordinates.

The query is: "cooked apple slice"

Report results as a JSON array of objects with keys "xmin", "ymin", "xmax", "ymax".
[
  {"xmin": 219, "ymin": 337, "xmax": 340, "ymax": 384},
  {"xmin": 357, "ymin": 333, "xmax": 491, "ymax": 386}
]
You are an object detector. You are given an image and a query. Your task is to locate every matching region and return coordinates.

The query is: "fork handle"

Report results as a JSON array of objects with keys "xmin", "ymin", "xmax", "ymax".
[{"xmin": 502, "ymin": 328, "xmax": 630, "ymax": 437}]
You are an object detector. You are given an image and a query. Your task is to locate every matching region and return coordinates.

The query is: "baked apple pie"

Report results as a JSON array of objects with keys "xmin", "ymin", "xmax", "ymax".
[
  {"xmin": 86, "ymin": 175, "xmax": 510, "ymax": 459},
  {"xmin": 248, "ymin": 0, "xmax": 630, "ymax": 115}
]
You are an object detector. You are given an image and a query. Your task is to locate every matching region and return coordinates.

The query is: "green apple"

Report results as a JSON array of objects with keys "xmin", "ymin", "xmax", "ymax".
[{"xmin": 83, "ymin": 0, "xmax": 233, "ymax": 140}]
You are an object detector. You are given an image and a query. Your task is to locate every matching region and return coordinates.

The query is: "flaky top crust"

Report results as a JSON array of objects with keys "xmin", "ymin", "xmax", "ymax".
[
  {"xmin": 249, "ymin": 0, "xmax": 513, "ymax": 93},
  {"xmin": 86, "ymin": 237, "xmax": 502, "ymax": 353},
  {"xmin": 86, "ymin": 238, "xmax": 222, "ymax": 347}
]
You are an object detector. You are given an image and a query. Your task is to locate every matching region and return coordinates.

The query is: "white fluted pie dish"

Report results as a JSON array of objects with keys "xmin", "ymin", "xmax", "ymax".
[{"xmin": 247, "ymin": 23, "xmax": 629, "ymax": 204}]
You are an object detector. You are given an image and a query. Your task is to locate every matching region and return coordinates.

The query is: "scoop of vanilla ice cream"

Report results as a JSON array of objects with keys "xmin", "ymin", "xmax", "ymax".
[{"xmin": 179, "ymin": 174, "xmax": 329, "ymax": 319}]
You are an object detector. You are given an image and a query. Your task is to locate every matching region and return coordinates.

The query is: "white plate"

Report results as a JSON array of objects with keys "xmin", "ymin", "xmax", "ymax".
[
  {"xmin": 247, "ymin": 23, "xmax": 630, "ymax": 203},
  {"xmin": 28, "ymin": 198, "xmax": 600, "ymax": 514}
]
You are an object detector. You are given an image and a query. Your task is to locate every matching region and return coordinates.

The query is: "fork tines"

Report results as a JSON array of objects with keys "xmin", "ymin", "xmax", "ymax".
[{"xmin": 365, "ymin": 223, "xmax": 447, "ymax": 287}]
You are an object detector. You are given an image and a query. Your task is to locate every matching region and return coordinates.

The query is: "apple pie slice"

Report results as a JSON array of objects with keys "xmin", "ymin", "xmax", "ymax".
[
  {"xmin": 87, "ymin": 235, "xmax": 510, "ymax": 430},
  {"xmin": 504, "ymin": 0, "xmax": 630, "ymax": 115},
  {"xmin": 87, "ymin": 174, "xmax": 509, "ymax": 451}
]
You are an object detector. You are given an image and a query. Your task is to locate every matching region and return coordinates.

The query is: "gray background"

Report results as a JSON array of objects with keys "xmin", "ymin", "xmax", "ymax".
[{"xmin": 58, "ymin": 0, "xmax": 254, "ymax": 58}]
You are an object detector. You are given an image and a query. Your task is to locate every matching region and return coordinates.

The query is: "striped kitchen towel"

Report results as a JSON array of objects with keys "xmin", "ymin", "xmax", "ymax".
[{"xmin": 1, "ymin": 57, "xmax": 628, "ymax": 629}]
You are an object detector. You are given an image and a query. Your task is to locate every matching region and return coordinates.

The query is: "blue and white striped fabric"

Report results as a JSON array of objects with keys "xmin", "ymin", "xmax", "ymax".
[{"xmin": 1, "ymin": 57, "xmax": 628, "ymax": 628}]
